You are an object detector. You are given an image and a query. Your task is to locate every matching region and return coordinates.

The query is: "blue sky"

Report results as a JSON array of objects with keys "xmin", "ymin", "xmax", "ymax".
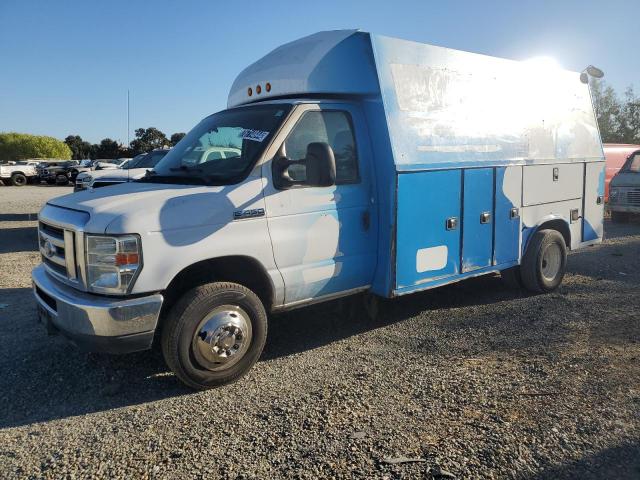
[{"xmin": 1, "ymin": 0, "xmax": 638, "ymax": 144}]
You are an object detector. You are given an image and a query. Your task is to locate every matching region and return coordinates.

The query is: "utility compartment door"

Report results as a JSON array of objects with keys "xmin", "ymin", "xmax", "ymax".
[
  {"xmin": 461, "ymin": 168, "xmax": 494, "ymax": 272},
  {"xmin": 522, "ymin": 163, "xmax": 583, "ymax": 206},
  {"xmin": 494, "ymin": 166, "xmax": 522, "ymax": 265},
  {"xmin": 583, "ymin": 161, "xmax": 605, "ymax": 242},
  {"xmin": 396, "ymin": 170, "xmax": 461, "ymax": 288}
]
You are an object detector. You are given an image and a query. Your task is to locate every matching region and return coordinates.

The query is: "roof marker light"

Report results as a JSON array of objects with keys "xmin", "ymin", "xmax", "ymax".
[
  {"xmin": 247, "ymin": 87, "xmax": 253, "ymax": 96},
  {"xmin": 265, "ymin": 82, "xmax": 271, "ymax": 92},
  {"xmin": 256, "ymin": 84, "xmax": 262, "ymax": 94}
]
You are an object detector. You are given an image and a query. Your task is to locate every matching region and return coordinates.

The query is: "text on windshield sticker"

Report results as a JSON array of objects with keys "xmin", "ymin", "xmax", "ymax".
[{"xmin": 240, "ymin": 129, "xmax": 270, "ymax": 142}]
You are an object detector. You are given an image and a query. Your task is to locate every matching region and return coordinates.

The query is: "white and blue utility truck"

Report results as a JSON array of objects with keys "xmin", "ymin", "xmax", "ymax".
[{"xmin": 33, "ymin": 31, "xmax": 605, "ymax": 389}]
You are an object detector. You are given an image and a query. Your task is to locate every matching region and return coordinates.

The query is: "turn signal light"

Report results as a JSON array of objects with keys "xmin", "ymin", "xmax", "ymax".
[{"xmin": 115, "ymin": 253, "xmax": 140, "ymax": 266}]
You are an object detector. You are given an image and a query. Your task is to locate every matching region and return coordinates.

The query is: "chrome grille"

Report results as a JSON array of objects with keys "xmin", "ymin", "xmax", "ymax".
[
  {"xmin": 39, "ymin": 220, "xmax": 77, "ymax": 280},
  {"xmin": 627, "ymin": 189, "xmax": 640, "ymax": 206}
]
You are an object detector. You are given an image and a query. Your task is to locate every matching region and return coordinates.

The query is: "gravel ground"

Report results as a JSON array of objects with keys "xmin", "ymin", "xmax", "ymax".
[{"xmin": 0, "ymin": 185, "xmax": 639, "ymax": 479}]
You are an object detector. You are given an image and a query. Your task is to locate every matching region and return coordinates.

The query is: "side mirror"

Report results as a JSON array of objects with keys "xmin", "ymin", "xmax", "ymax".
[
  {"xmin": 304, "ymin": 142, "xmax": 336, "ymax": 187},
  {"xmin": 273, "ymin": 142, "xmax": 336, "ymax": 189}
]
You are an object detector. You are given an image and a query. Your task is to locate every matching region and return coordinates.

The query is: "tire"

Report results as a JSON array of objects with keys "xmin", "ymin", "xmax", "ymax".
[
  {"xmin": 501, "ymin": 266, "xmax": 523, "ymax": 289},
  {"xmin": 11, "ymin": 173, "xmax": 27, "ymax": 186},
  {"xmin": 520, "ymin": 229, "xmax": 567, "ymax": 293},
  {"xmin": 55, "ymin": 174, "xmax": 69, "ymax": 185},
  {"xmin": 611, "ymin": 211, "xmax": 629, "ymax": 223},
  {"xmin": 161, "ymin": 282, "xmax": 267, "ymax": 390}
]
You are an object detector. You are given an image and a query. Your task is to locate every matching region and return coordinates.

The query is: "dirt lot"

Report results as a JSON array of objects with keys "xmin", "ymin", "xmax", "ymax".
[{"xmin": 0, "ymin": 185, "xmax": 639, "ymax": 479}]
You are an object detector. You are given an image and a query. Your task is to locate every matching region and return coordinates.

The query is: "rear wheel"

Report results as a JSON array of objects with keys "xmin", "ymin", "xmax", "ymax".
[
  {"xmin": 520, "ymin": 229, "xmax": 567, "ymax": 293},
  {"xmin": 11, "ymin": 173, "xmax": 27, "ymax": 186},
  {"xmin": 161, "ymin": 282, "xmax": 267, "ymax": 390},
  {"xmin": 611, "ymin": 211, "xmax": 629, "ymax": 223},
  {"xmin": 55, "ymin": 174, "xmax": 69, "ymax": 185}
]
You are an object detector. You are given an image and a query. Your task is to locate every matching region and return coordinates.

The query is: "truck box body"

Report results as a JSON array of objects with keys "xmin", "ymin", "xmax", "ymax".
[{"xmin": 228, "ymin": 30, "xmax": 605, "ymax": 297}]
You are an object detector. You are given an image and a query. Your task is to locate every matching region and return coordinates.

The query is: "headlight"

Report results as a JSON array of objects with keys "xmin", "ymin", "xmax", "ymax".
[
  {"xmin": 610, "ymin": 188, "xmax": 619, "ymax": 202},
  {"xmin": 85, "ymin": 234, "xmax": 141, "ymax": 294}
]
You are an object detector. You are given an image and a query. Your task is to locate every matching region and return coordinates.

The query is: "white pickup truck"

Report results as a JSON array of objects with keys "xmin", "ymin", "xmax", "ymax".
[
  {"xmin": 0, "ymin": 162, "xmax": 38, "ymax": 186},
  {"xmin": 32, "ymin": 30, "xmax": 605, "ymax": 390}
]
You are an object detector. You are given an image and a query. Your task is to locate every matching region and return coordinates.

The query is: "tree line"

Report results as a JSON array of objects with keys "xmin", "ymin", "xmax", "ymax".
[
  {"xmin": 64, "ymin": 128, "xmax": 186, "ymax": 160},
  {"xmin": 590, "ymin": 79, "xmax": 640, "ymax": 145},
  {"xmin": 0, "ymin": 128, "xmax": 186, "ymax": 162}
]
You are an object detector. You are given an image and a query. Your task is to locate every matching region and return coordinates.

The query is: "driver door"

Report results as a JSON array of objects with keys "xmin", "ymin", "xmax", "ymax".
[{"xmin": 262, "ymin": 103, "xmax": 377, "ymax": 305}]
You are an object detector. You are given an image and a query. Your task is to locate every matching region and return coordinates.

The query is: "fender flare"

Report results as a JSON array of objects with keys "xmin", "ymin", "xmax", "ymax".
[{"xmin": 522, "ymin": 214, "xmax": 572, "ymax": 253}]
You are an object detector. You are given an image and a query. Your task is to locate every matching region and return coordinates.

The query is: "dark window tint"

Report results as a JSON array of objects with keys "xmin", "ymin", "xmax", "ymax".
[
  {"xmin": 137, "ymin": 151, "xmax": 168, "ymax": 168},
  {"xmin": 624, "ymin": 153, "xmax": 640, "ymax": 173},
  {"xmin": 284, "ymin": 111, "xmax": 358, "ymax": 184}
]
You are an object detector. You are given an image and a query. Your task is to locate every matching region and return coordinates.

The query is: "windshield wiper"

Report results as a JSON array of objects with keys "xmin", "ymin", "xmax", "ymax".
[
  {"xmin": 169, "ymin": 165, "xmax": 204, "ymax": 173},
  {"xmin": 136, "ymin": 174, "xmax": 208, "ymax": 185}
]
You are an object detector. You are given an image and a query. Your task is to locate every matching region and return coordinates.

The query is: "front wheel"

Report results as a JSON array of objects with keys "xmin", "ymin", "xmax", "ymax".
[
  {"xmin": 55, "ymin": 174, "xmax": 69, "ymax": 185},
  {"xmin": 161, "ymin": 282, "xmax": 267, "ymax": 390},
  {"xmin": 520, "ymin": 229, "xmax": 567, "ymax": 293},
  {"xmin": 11, "ymin": 173, "xmax": 27, "ymax": 186}
]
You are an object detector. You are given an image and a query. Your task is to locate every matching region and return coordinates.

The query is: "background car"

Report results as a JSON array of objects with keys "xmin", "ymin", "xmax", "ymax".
[
  {"xmin": 67, "ymin": 159, "xmax": 94, "ymax": 182},
  {"xmin": 93, "ymin": 158, "xmax": 131, "ymax": 170},
  {"xmin": 0, "ymin": 161, "xmax": 38, "ymax": 186},
  {"xmin": 75, "ymin": 150, "xmax": 169, "ymax": 191},
  {"xmin": 603, "ymin": 144, "xmax": 640, "ymax": 201}
]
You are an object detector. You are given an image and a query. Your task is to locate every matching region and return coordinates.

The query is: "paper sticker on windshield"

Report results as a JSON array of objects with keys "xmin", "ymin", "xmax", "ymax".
[{"xmin": 240, "ymin": 129, "xmax": 270, "ymax": 142}]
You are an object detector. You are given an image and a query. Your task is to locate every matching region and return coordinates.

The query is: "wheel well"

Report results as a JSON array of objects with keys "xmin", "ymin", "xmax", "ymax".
[
  {"xmin": 11, "ymin": 171, "xmax": 26, "ymax": 176},
  {"xmin": 529, "ymin": 219, "xmax": 571, "ymax": 250},
  {"xmin": 160, "ymin": 256, "xmax": 274, "ymax": 318}
]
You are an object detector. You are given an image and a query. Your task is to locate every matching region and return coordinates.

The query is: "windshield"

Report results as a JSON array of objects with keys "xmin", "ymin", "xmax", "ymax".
[
  {"xmin": 622, "ymin": 152, "xmax": 640, "ymax": 173},
  {"xmin": 125, "ymin": 151, "xmax": 168, "ymax": 169},
  {"xmin": 139, "ymin": 104, "xmax": 292, "ymax": 185}
]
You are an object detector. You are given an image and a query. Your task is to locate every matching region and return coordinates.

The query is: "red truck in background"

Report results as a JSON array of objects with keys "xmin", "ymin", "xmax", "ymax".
[{"xmin": 603, "ymin": 143, "xmax": 640, "ymax": 201}]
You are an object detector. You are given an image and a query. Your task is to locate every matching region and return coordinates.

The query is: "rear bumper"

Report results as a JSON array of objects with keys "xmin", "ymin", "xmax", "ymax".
[{"xmin": 32, "ymin": 264, "xmax": 163, "ymax": 354}]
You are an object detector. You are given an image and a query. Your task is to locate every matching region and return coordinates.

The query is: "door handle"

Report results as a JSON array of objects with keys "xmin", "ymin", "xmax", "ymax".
[
  {"xmin": 480, "ymin": 212, "xmax": 491, "ymax": 224},
  {"xmin": 446, "ymin": 217, "xmax": 458, "ymax": 230},
  {"xmin": 362, "ymin": 211, "xmax": 370, "ymax": 231},
  {"xmin": 596, "ymin": 196, "xmax": 603, "ymax": 205}
]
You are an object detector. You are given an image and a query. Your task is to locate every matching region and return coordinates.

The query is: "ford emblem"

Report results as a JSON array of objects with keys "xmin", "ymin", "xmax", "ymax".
[{"xmin": 43, "ymin": 239, "xmax": 56, "ymax": 258}]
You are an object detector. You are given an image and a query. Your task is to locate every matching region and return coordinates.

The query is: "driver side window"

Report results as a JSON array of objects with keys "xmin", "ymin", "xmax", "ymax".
[{"xmin": 283, "ymin": 110, "xmax": 359, "ymax": 185}]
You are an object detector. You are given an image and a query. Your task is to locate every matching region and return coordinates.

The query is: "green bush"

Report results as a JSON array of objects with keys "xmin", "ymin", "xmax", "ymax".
[{"xmin": 0, "ymin": 132, "xmax": 72, "ymax": 162}]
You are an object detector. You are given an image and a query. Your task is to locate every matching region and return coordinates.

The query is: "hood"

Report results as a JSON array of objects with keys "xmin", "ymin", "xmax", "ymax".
[
  {"xmin": 610, "ymin": 171, "xmax": 640, "ymax": 188},
  {"xmin": 90, "ymin": 168, "xmax": 150, "ymax": 182},
  {"xmin": 46, "ymin": 177, "xmax": 265, "ymax": 234}
]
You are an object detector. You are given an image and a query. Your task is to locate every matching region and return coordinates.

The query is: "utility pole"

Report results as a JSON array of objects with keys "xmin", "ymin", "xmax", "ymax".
[{"xmin": 127, "ymin": 90, "xmax": 130, "ymax": 147}]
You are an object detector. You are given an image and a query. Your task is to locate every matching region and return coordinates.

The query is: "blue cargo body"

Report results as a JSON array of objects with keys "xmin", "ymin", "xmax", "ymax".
[{"xmin": 227, "ymin": 30, "xmax": 605, "ymax": 299}]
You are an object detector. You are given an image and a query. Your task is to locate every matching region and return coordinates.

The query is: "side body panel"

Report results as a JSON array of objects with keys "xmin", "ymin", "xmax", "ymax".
[
  {"xmin": 582, "ymin": 161, "xmax": 605, "ymax": 242},
  {"xmin": 461, "ymin": 168, "xmax": 494, "ymax": 272},
  {"xmin": 521, "ymin": 199, "xmax": 583, "ymax": 251},
  {"xmin": 522, "ymin": 163, "xmax": 583, "ymax": 206},
  {"xmin": 494, "ymin": 166, "xmax": 522, "ymax": 265},
  {"xmin": 396, "ymin": 170, "xmax": 461, "ymax": 288}
]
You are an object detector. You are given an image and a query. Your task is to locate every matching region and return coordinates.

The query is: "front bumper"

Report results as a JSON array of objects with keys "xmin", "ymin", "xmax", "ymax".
[
  {"xmin": 32, "ymin": 264, "xmax": 163, "ymax": 354},
  {"xmin": 609, "ymin": 204, "xmax": 640, "ymax": 214}
]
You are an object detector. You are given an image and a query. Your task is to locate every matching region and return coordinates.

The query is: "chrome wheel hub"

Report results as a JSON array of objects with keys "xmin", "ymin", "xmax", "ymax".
[
  {"xmin": 541, "ymin": 243, "xmax": 562, "ymax": 281},
  {"xmin": 192, "ymin": 305, "xmax": 252, "ymax": 371}
]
